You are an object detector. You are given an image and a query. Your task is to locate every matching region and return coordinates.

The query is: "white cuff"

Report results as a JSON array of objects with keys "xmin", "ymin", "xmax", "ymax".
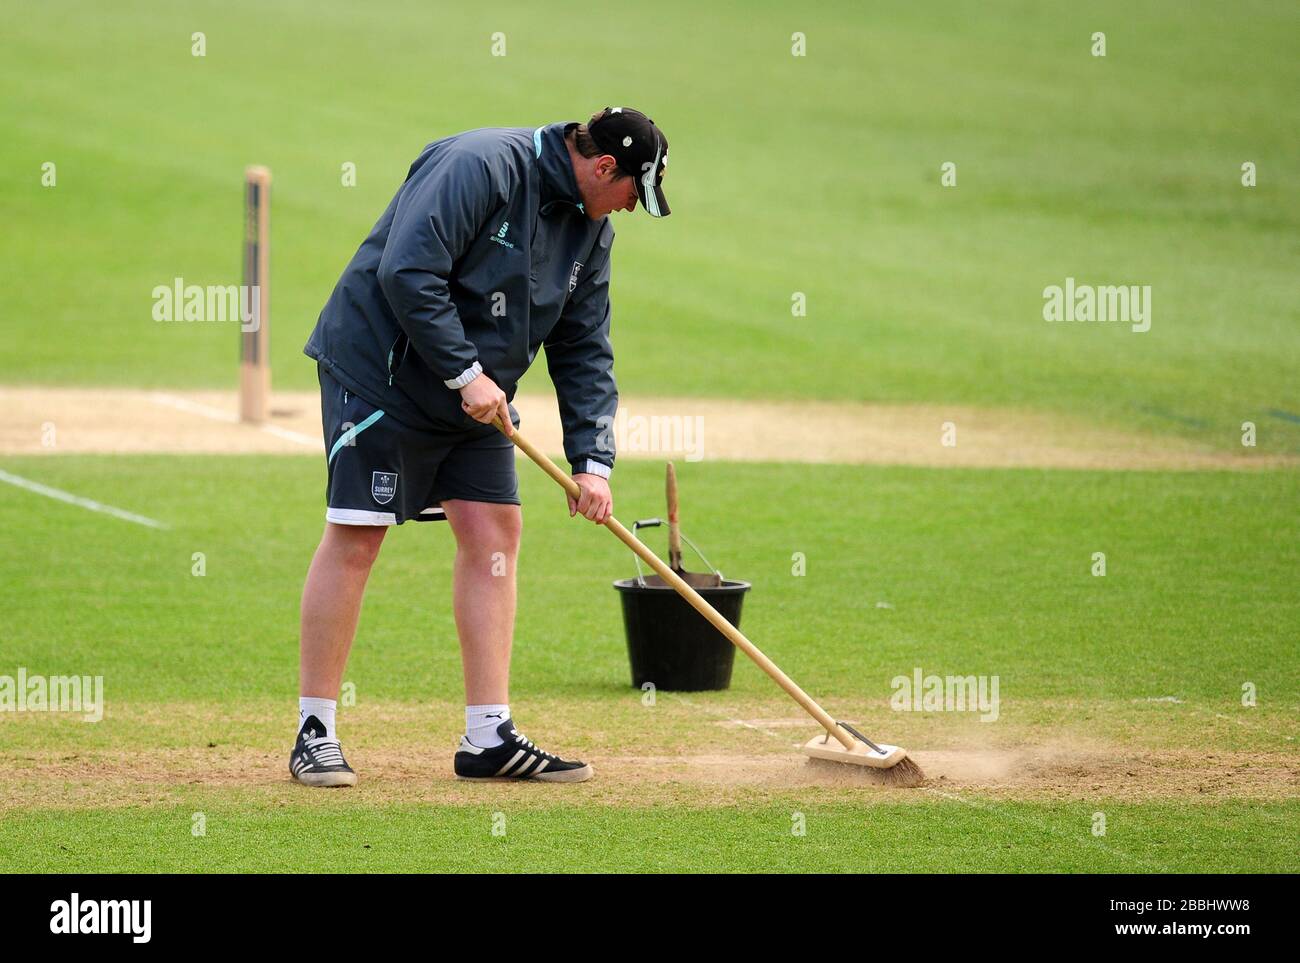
[
  {"xmin": 326, "ymin": 508, "xmax": 397, "ymax": 526},
  {"xmin": 576, "ymin": 460, "xmax": 612, "ymax": 479},
  {"xmin": 444, "ymin": 361, "xmax": 483, "ymax": 390}
]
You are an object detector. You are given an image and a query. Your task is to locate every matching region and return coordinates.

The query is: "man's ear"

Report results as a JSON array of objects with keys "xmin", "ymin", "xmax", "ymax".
[{"xmin": 596, "ymin": 154, "xmax": 620, "ymax": 179}]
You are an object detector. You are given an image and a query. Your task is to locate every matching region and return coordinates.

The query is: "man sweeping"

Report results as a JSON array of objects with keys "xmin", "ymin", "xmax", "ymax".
[{"xmin": 291, "ymin": 108, "xmax": 671, "ymax": 786}]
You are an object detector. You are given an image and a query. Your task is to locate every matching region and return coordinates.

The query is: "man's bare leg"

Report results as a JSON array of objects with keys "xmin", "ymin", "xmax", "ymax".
[
  {"xmin": 292, "ymin": 522, "xmax": 386, "ymax": 786},
  {"xmin": 440, "ymin": 498, "xmax": 593, "ymax": 781},
  {"xmin": 299, "ymin": 522, "xmax": 387, "ymax": 699},
  {"xmin": 440, "ymin": 499, "xmax": 520, "ymax": 705}
]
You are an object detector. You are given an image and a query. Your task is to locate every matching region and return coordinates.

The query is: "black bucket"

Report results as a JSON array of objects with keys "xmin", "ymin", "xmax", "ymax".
[{"xmin": 613, "ymin": 576, "xmax": 751, "ymax": 691}]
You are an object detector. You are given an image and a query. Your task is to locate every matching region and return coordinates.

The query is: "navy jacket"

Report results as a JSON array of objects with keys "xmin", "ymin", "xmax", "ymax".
[{"xmin": 305, "ymin": 122, "xmax": 617, "ymax": 476}]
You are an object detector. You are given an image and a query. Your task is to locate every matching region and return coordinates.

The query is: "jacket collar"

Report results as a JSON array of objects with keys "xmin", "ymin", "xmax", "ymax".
[{"xmin": 534, "ymin": 122, "xmax": 585, "ymax": 214}]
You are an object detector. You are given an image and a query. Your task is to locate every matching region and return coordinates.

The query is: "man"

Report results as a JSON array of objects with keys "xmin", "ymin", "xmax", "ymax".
[{"xmin": 290, "ymin": 108, "xmax": 670, "ymax": 787}]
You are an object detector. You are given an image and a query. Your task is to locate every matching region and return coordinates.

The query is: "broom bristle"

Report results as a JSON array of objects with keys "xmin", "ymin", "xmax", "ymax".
[
  {"xmin": 878, "ymin": 755, "xmax": 926, "ymax": 788},
  {"xmin": 805, "ymin": 754, "xmax": 927, "ymax": 788}
]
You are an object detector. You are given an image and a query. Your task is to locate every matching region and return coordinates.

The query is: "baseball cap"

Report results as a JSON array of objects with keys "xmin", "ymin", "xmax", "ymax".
[{"xmin": 587, "ymin": 107, "xmax": 670, "ymax": 217}]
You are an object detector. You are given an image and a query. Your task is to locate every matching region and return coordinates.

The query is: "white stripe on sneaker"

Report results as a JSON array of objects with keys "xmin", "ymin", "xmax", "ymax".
[
  {"xmin": 513, "ymin": 756, "xmax": 539, "ymax": 777},
  {"xmin": 496, "ymin": 750, "xmax": 526, "ymax": 776}
]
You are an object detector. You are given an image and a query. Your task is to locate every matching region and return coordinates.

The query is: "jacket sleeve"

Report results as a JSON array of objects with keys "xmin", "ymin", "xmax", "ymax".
[
  {"xmin": 376, "ymin": 147, "xmax": 503, "ymax": 387},
  {"xmin": 543, "ymin": 221, "xmax": 618, "ymax": 477}
]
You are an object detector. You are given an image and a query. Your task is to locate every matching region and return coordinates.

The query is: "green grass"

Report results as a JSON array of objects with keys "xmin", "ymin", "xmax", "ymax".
[
  {"xmin": 3, "ymin": 799, "xmax": 1296, "ymax": 873},
  {"xmin": 3, "ymin": 0, "xmax": 1299, "ymax": 447},
  {"xmin": 1, "ymin": 456, "xmax": 1297, "ymax": 704},
  {"xmin": 1, "ymin": 456, "xmax": 1297, "ymax": 872}
]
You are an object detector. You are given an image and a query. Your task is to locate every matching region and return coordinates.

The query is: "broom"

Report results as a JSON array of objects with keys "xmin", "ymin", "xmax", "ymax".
[{"xmin": 494, "ymin": 419, "xmax": 925, "ymax": 788}]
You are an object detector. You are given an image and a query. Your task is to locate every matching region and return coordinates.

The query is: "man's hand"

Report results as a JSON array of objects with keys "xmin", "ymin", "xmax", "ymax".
[
  {"xmin": 459, "ymin": 373, "xmax": 512, "ymax": 435},
  {"xmin": 568, "ymin": 473, "xmax": 612, "ymax": 523}
]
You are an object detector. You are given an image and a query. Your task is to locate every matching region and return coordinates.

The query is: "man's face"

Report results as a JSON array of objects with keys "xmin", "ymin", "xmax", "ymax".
[{"xmin": 578, "ymin": 154, "xmax": 639, "ymax": 220}]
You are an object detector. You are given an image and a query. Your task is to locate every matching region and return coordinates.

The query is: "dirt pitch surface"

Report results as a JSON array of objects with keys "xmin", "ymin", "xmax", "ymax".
[
  {"xmin": 4, "ymin": 699, "xmax": 1296, "ymax": 812},
  {"xmin": 2, "ymin": 386, "xmax": 1290, "ymax": 470},
  {"xmin": 8, "ymin": 744, "xmax": 1298, "ymax": 812}
]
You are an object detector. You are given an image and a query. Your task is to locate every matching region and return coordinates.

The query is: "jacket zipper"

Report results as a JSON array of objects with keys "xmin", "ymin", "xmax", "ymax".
[{"xmin": 386, "ymin": 333, "xmax": 410, "ymax": 385}]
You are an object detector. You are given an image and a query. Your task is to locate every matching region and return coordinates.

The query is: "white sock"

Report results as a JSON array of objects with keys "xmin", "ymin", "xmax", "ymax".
[
  {"xmin": 465, "ymin": 704, "xmax": 511, "ymax": 748},
  {"xmin": 299, "ymin": 697, "xmax": 337, "ymax": 740}
]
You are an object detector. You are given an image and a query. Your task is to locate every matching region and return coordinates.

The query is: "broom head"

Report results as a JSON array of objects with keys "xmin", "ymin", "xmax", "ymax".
[
  {"xmin": 801, "ymin": 731, "xmax": 907, "ymax": 768},
  {"xmin": 801, "ymin": 729, "xmax": 926, "ymax": 787}
]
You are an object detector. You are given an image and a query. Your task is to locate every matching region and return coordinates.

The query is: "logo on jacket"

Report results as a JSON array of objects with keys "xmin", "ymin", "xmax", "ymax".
[
  {"xmin": 490, "ymin": 220, "xmax": 515, "ymax": 249},
  {"xmin": 569, "ymin": 261, "xmax": 584, "ymax": 292},
  {"xmin": 371, "ymin": 471, "xmax": 398, "ymax": 505}
]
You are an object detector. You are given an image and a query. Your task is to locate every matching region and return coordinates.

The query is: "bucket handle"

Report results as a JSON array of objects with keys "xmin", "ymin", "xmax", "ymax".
[{"xmin": 630, "ymin": 518, "xmax": 723, "ymax": 587}]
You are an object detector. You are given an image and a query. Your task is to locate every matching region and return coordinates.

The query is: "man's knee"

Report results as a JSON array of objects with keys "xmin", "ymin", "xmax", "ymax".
[
  {"xmin": 445, "ymin": 501, "xmax": 522, "ymax": 558},
  {"xmin": 323, "ymin": 523, "xmax": 387, "ymax": 570}
]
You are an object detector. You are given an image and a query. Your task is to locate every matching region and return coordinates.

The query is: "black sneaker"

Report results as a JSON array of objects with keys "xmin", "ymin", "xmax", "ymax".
[
  {"xmin": 454, "ymin": 719, "xmax": 593, "ymax": 783},
  {"xmin": 289, "ymin": 715, "xmax": 357, "ymax": 788}
]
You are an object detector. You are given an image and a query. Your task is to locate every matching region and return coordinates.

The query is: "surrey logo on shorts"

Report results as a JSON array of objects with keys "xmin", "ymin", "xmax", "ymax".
[
  {"xmin": 371, "ymin": 471, "xmax": 398, "ymax": 505},
  {"xmin": 569, "ymin": 261, "xmax": 584, "ymax": 292}
]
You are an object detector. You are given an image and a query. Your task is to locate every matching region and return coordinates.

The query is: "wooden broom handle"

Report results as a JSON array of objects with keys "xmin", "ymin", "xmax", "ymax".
[
  {"xmin": 493, "ymin": 418, "xmax": 855, "ymax": 750},
  {"xmin": 666, "ymin": 461, "xmax": 682, "ymax": 570}
]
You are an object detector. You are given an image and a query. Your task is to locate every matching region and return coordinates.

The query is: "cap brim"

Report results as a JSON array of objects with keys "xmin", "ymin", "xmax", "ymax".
[{"xmin": 637, "ymin": 180, "xmax": 670, "ymax": 218}]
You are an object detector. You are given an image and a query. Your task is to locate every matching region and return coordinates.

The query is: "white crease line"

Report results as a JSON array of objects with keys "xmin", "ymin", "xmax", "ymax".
[
  {"xmin": 721, "ymin": 717, "xmax": 791, "ymax": 739},
  {"xmin": 149, "ymin": 393, "xmax": 321, "ymax": 449},
  {"xmin": 670, "ymin": 694, "xmax": 795, "ymax": 743},
  {"xmin": 260, "ymin": 423, "xmax": 321, "ymax": 447},
  {"xmin": 149, "ymin": 392, "xmax": 237, "ymax": 423},
  {"xmin": 0, "ymin": 468, "xmax": 167, "ymax": 529}
]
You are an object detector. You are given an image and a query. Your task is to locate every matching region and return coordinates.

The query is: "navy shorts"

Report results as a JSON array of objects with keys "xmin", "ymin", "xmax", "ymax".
[{"xmin": 318, "ymin": 366, "xmax": 520, "ymax": 526}]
